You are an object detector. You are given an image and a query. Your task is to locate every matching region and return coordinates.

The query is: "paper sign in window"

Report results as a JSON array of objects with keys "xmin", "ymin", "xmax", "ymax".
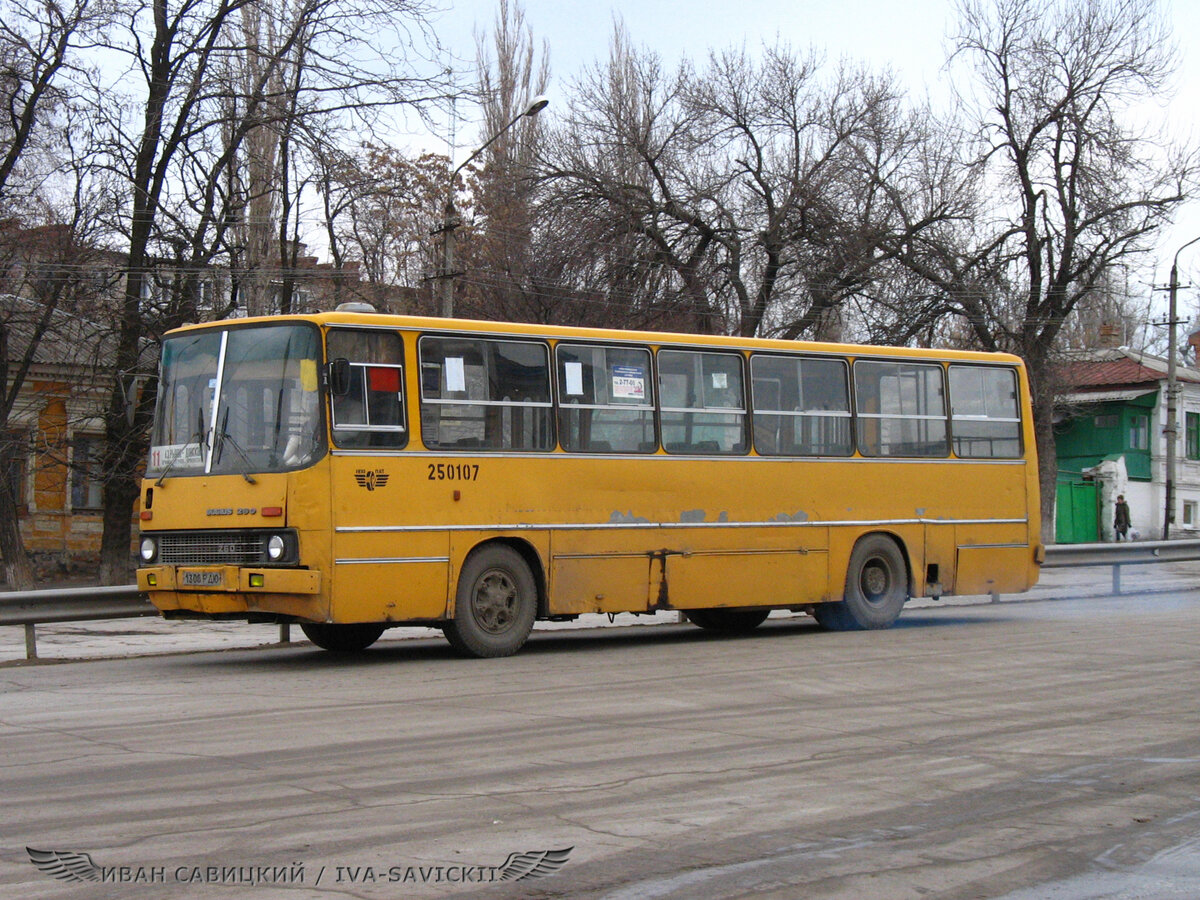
[
  {"xmin": 300, "ymin": 359, "xmax": 318, "ymax": 391},
  {"xmin": 611, "ymin": 365, "xmax": 645, "ymax": 400},
  {"xmin": 445, "ymin": 357, "xmax": 466, "ymax": 392},
  {"xmin": 565, "ymin": 361, "xmax": 584, "ymax": 395}
]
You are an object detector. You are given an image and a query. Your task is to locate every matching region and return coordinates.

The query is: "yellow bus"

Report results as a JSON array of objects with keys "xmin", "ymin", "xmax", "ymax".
[{"xmin": 136, "ymin": 309, "xmax": 1042, "ymax": 657}]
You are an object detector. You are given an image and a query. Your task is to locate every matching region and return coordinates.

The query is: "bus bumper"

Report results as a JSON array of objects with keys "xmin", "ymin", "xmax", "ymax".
[{"xmin": 138, "ymin": 566, "xmax": 322, "ymax": 617}]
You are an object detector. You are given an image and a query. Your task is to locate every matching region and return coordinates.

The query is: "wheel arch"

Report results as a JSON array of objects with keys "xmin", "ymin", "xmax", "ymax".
[
  {"xmin": 457, "ymin": 537, "xmax": 549, "ymax": 619},
  {"xmin": 841, "ymin": 530, "xmax": 916, "ymax": 600}
]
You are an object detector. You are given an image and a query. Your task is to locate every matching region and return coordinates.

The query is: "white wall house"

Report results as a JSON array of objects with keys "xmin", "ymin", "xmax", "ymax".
[{"xmin": 1055, "ymin": 347, "xmax": 1200, "ymax": 541}]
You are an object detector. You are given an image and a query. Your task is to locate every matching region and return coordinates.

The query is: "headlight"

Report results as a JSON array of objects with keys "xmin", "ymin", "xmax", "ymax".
[
  {"xmin": 266, "ymin": 534, "xmax": 286, "ymax": 561},
  {"xmin": 140, "ymin": 537, "xmax": 157, "ymax": 562}
]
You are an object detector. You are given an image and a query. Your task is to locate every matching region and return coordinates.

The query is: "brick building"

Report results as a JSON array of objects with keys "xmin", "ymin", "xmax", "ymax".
[{"xmin": 1, "ymin": 295, "xmax": 117, "ymax": 577}]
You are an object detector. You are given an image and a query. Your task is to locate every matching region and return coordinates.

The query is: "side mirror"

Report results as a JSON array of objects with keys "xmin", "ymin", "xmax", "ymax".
[
  {"xmin": 328, "ymin": 358, "xmax": 352, "ymax": 397},
  {"xmin": 122, "ymin": 373, "xmax": 153, "ymax": 426}
]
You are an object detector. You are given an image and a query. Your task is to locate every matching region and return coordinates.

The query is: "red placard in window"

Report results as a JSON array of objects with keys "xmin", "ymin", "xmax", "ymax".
[{"xmin": 368, "ymin": 367, "xmax": 401, "ymax": 392}]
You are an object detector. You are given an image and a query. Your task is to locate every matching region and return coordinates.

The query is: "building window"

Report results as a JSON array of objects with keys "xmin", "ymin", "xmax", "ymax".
[
  {"xmin": 1, "ymin": 431, "xmax": 28, "ymax": 511},
  {"xmin": 1094, "ymin": 414, "xmax": 1118, "ymax": 429},
  {"xmin": 1188, "ymin": 413, "xmax": 1200, "ymax": 460},
  {"xmin": 194, "ymin": 278, "xmax": 215, "ymax": 313},
  {"xmin": 71, "ymin": 435, "xmax": 105, "ymax": 511},
  {"xmin": 1184, "ymin": 501, "xmax": 1198, "ymax": 527},
  {"xmin": 1129, "ymin": 414, "xmax": 1148, "ymax": 451}
]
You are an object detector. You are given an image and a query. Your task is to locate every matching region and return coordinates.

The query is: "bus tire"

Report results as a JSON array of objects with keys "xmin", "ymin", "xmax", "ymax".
[
  {"xmin": 814, "ymin": 535, "xmax": 908, "ymax": 631},
  {"xmin": 684, "ymin": 608, "xmax": 770, "ymax": 633},
  {"xmin": 300, "ymin": 622, "xmax": 386, "ymax": 652},
  {"xmin": 443, "ymin": 546, "xmax": 537, "ymax": 658}
]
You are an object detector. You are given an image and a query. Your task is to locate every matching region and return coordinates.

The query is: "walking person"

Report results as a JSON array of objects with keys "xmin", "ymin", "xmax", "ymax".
[{"xmin": 1113, "ymin": 493, "xmax": 1131, "ymax": 541}]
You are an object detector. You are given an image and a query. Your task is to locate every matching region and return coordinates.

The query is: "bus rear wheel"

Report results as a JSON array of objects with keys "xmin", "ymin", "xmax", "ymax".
[
  {"xmin": 300, "ymin": 622, "xmax": 386, "ymax": 652},
  {"xmin": 813, "ymin": 535, "xmax": 908, "ymax": 631},
  {"xmin": 684, "ymin": 608, "xmax": 770, "ymax": 633},
  {"xmin": 443, "ymin": 546, "xmax": 537, "ymax": 658}
]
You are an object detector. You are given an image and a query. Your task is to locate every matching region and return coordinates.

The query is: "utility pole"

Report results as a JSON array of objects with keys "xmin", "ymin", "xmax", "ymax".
[
  {"xmin": 437, "ymin": 96, "xmax": 549, "ymax": 318},
  {"xmin": 1158, "ymin": 235, "xmax": 1200, "ymax": 539}
]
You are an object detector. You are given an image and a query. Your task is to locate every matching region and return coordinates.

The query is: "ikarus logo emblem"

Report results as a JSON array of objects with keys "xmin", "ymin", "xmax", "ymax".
[{"xmin": 353, "ymin": 469, "xmax": 389, "ymax": 491}]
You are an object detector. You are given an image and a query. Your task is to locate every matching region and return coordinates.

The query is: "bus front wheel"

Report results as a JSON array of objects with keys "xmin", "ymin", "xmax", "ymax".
[
  {"xmin": 814, "ymin": 535, "xmax": 908, "ymax": 631},
  {"xmin": 300, "ymin": 622, "xmax": 386, "ymax": 652},
  {"xmin": 684, "ymin": 608, "xmax": 770, "ymax": 633},
  {"xmin": 443, "ymin": 546, "xmax": 537, "ymax": 658}
]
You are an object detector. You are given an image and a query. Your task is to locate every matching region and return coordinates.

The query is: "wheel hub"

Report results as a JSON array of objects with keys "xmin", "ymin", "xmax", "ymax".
[
  {"xmin": 472, "ymin": 570, "xmax": 518, "ymax": 633},
  {"xmin": 862, "ymin": 561, "xmax": 889, "ymax": 599}
]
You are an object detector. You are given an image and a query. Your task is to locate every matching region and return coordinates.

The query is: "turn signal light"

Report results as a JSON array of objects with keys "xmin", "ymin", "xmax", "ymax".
[{"xmin": 249, "ymin": 573, "xmax": 265, "ymax": 588}]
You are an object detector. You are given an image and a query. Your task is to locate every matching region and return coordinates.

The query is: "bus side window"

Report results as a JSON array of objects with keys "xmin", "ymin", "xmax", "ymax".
[
  {"xmin": 854, "ymin": 360, "xmax": 948, "ymax": 457},
  {"xmin": 419, "ymin": 336, "xmax": 553, "ymax": 451},
  {"xmin": 658, "ymin": 349, "xmax": 747, "ymax": 455},
  {"xmin": 557, "ymin": 343, "xmax": 655, "ymax": 453},
  {"xmin": 327, "ymin": 330, "xmax": 407, "ymax": 449},
  {"xmin": 948, "ymin": 365, "xmax": 1021, "ymax": 458},
  {"xmin": 750, "ymin": 355, "xmax": 852, "ymax": 457}
]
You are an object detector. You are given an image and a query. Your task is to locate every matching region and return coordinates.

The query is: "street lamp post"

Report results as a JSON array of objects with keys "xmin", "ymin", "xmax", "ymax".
[
  {"xmin": 438, "ymin": 95, "xmax": 549, "ymax": 318},
  {"xmin": 1162, "ymin": 234, "xmax": 1200, "ymax": 539}
]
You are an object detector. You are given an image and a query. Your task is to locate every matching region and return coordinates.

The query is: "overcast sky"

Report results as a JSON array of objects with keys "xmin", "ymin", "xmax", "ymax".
[{"xmin": 422, "ymin": 0, "xmax": 1200, "ymax": 312}]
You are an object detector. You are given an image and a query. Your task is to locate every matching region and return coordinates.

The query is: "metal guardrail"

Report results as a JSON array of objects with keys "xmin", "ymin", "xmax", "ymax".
[
  {"xmin": 0, "ymin": 584, "xmax": 292, "ymax": 660},
  {"xmin": 1043, "ymin": 538, "xmax": 1200, "ymax": 595},
  {"xmin": 1043, "ymin": 538, "xmax": 1200, "ymax": 567},
  {"xmin": 0, "ymin": 584, "xmax": 153, "ymax": 625},
  {"xmin": 4, "ymin": 540, "xmax": 1200, "ymax": 661},
  {"xmin": 0, "ymin": 585, "xmax": 154, "ymax": 660}
]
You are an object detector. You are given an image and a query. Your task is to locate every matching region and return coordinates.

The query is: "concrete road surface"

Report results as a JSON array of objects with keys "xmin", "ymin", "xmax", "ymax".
[{"xmin": 3, "ymin": 592, "xmax": 1200, "ymax": 899}]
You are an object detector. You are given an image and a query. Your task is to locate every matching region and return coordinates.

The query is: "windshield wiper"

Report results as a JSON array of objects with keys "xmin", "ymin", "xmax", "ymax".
[
  {"xmin": 267, "ymin": 387, "xmax": 285, "ymax": 469},
  {"xmin": 214, "ymin": 408, "xmax": 258, "ymax": 484},
  {"xmin": 155, "ymin": 408, "xmax": 208, "ymax": 487}
]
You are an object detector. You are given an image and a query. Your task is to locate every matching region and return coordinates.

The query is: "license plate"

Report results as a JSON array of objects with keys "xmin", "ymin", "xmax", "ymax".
[{"xmin": 182, "ymin": 570, "xmax": 224, "ymax": 588}]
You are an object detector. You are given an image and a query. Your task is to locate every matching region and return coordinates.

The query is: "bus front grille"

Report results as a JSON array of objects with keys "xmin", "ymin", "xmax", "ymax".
[{"xmin": 158, "ymin": 531, "xmax": 265, "ymax": 566}]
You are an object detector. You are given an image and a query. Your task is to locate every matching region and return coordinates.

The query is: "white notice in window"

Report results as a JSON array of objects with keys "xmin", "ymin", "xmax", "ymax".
[
  {"xmin": 446, "ymin": 357, "xmax": 466, "ymax": 393},
  {"xmin": 565, "ymin": 361, "xmax": 584, "ymax": 395}
]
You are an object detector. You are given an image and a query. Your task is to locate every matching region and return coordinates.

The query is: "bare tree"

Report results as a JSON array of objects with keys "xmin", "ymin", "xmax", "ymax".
[
  {"xmin": 89, "ymin": 0, "xmax": 446, "ymax": 582},
  {"xmin": 537, "ymin": 30, "xmax": 728, "ymax": 331},
  {"xmin": 0, "ymin": 0, "xmax": 108, "ymax": 205},
  {"xmin": 315, "ymin": 144, "xmax": 446, "ymax": 311},
  {"xmin": 537, "ymin": 33, "xmax": 963, "ymax": 338},
  {"xmin": 944, "ymin": 0, "xmax": 1198, "ymax": 539},
  {"xmin": 454, "ymin": 0, "xmax": 551, "ymax": 322},
  {"xmin": 0, "ymin": 0, "xmax": 118, "ymax": 584},
  {"xmin": 0, "ymin": 212, "xmax": 116, "ymax": 588}
]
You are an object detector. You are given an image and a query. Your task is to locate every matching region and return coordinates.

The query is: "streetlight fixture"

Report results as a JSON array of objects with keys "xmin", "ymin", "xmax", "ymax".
[
  {"xmin": 438, "ymin": 95, "xmax": 549, "ymax": 317},
  {"xmin": 1162, "ymin": 233, "xmax": 1200, "ymax": 539}
]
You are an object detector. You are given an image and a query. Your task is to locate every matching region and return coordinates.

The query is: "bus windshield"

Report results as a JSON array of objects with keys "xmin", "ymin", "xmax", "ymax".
[{"xmin": 148, "ymin": 323, "xmax": 324, "ymax": 477}]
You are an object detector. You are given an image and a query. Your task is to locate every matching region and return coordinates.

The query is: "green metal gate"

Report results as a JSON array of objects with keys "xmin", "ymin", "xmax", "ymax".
[{"xmin": 1055, "ymin": 479, "xmax": 1100, "ymax": 543}]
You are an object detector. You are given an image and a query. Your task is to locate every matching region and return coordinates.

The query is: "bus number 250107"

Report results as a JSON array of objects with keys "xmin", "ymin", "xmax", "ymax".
[{"xmin": 428, "ymin": 463, "xmax": 480, "ymax": 482}]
